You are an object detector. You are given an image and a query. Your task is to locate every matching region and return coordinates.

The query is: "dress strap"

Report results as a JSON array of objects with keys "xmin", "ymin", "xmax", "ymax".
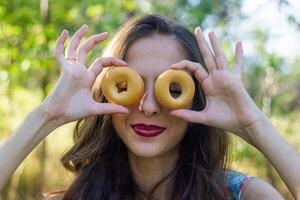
[{"xmin": 225, "ymin": 171, "xmax": 256, "ymax": 200}]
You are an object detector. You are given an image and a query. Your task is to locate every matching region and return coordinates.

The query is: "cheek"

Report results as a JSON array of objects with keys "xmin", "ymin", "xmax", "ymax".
[
  {"xmin": 170, "ymin": 102, "xmax": 191, "ymax": 133},
  {"xmin": 112, "ymin": 113, "xmax": 128, "ymax": 137},
  {"xmin": 168, "ymin": 114, "xmax": 189, "ymax": 140}
]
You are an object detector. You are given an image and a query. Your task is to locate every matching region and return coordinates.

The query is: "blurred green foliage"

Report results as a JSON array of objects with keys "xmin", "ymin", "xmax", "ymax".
[{"xmin": 1, "ymin": 0, "xmax": 300, "ymax": 199}]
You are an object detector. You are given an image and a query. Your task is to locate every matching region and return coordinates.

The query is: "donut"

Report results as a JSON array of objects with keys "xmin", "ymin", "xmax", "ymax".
[
  {"xmin": 154, "ymin": 69, "xmax": 195, "ymax": 109},
  {"xmin": 101, "ymin": 67, "xmax": 144, "ymax": 106}
]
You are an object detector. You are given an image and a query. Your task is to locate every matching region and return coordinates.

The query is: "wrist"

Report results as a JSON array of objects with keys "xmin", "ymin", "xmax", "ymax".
[
  {"xmin": 32, "ymin": 104, "xmax": 63, "ymax": 130},
  {"xmin": 243, "ymin": 113, "xmax": 275, "ymax": 148}
]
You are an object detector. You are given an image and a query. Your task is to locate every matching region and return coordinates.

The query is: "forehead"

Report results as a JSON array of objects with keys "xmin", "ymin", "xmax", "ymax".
[{"xmin": 124, "ymin": 34, "xmax": 187, "ymax": 79}]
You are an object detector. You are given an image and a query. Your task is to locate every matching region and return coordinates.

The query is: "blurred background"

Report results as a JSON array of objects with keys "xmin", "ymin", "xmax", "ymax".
[{"xmin": 1, "ymin": 0, "xmax": 300, "ymax": 199}]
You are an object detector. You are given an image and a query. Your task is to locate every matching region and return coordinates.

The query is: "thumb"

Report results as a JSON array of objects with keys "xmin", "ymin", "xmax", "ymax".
[
  {"xmin": 170, "ymin": 109, "xmax": 207, "ymax": 124},
  {"xmin": 89, "ymin": 102, "xmax": 129, "ymax": 115}
]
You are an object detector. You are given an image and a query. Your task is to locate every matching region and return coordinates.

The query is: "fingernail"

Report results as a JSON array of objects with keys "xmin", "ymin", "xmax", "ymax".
[
  {"xmin": 195, "ymin": 27, "xmax": 200, "ymax": 34},
  {"xmin": 171, "ymin": 63, "xmax": 180, "ymax": 68},
  {"xmin": 82, "ymin": 24, "xmax": 88, "ymax": 30},
  {"xmin": 170, "ymin": 110, "xmax": 178, "ymax": 116},
  {"xmin": 61, "ymin": 29, "xmax": 68, "ymax": 35},
  {"xmin": 117, "ymin": 58, "xmax": 127, "ymax": 64},
  {"xmin": 122, "ymin": 109, "xmax": 129, "ymax": 114},
  {"xmin": 236, "ymin": 41, "xmax": 242, "ymax": 48},
  {"xmin": 96, "ymin": 33, "xmax": 108, "ymax": 38},
  {"xmin": 97, "ymin": 32, "xmax": 108, "ymax": 39},
  {"xmin": 208, "ymin": 31, "xmax": 214, "ymax": 37}
]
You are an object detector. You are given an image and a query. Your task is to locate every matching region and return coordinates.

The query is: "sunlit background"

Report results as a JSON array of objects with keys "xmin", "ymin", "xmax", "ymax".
[{"xmin": 1, "ymin": 0, "xmax": 300, "ymax": 199}]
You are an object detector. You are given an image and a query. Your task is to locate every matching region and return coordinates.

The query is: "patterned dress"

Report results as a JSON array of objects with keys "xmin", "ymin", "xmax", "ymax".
[{"xmin": 225, "ymin": 171, "xmax": 255, "ymax": 200}]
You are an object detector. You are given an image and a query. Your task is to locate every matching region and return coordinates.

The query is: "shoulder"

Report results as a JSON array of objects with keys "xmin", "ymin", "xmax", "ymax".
[
  {"xmin": 44, "ymin": 192, "xmax": 64, "ymax": 200},
  {"xmin": 225, "ymin": 171, "xmax": 284, "ymax": 200},
  {"xmin": 240, "ymin": 177, "xmax": 284, "ymax": 200},
  {"xmin": 225, "ymin": 170, "xmax": 254, "ymax": 200}
]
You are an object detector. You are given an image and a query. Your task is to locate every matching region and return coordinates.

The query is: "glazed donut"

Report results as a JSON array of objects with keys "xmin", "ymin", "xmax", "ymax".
[
  {"xmin": 155, "ymin": 69, "xmax": 195, "ymax": 109},
  {"xmin": 101, "ymin": 67, "xmax": 144, "ymax": 106}
]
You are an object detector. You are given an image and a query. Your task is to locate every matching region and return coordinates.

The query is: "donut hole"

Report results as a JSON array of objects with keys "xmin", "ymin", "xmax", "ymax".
[
  {"xmin": 169, "ymin": 82, "xmax": 182, "ymax": 98},
  {"xmin": 116, "ymin": 81, "xmax": 128, "ymax": 93}
]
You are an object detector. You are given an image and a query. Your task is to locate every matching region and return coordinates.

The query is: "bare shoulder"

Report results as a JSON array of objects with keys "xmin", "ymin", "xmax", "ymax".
[
  {"xmin": 44, "ymin": 192, "xmax": 64, "ymax": 200},
  {"xmin": 241, "ymin": 178, "xmax": 284, "ymax": 200}
]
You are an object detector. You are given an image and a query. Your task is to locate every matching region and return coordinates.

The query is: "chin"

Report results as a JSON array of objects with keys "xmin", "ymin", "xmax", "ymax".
[
  {"xmin": 127, "ymin": 141, "xmax": 180, "ymax": 159},
  {"xmin": 127, "ymin": 143, "xmax": 167, "ymax": 158}
]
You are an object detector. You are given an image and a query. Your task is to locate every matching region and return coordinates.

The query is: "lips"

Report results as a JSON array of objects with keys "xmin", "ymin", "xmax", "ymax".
[{"xmin": 131, "ymin": 123, "xmax": 166, "ymax": 137}]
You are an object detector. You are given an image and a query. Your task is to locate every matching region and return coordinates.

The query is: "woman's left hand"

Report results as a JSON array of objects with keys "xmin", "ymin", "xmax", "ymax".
[{"xmin": 170, "ymin": 27, "xmax": 263, "ymax": 143}]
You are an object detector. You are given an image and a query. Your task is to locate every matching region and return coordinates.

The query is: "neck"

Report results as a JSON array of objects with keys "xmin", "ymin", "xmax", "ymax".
[{"xmin": 128, "ymin": 147, "xmax": 179, "ymax": 199}]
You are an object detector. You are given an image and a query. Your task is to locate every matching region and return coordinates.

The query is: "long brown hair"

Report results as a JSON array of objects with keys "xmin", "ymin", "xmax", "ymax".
[{"xmin": 60, "ymin": 14, "xmax": 231, "ymax": 200}]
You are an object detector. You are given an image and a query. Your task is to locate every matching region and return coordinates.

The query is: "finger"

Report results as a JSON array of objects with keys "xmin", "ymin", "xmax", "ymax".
[
  {"xmin": 65, "ymin": 24, "xmax": 88, "ymax": 59},
  {"xmin": 88, "ymin": 102, "xmax": 129, "ymax": 115},
  {"xmin": 55, "ymin": 30, "xmax": 69, "ymax": 66},
  {"xmin": 170, "ymin": 109, "xmax": 207, "ymax": 124},
  {"xmin": 171, "ymin": 60, "xmax": 209, "ymax": 84},
  {"xmin": 194, "ymin": 27, "xmax": 218, "ymax": 72},
  {"xmin": 88, "ymin": 57, "xmax": 127, "ymax": 77},
  {"xmin": 77, "ymin": 32, "xmax": 109, "ymax": 64},
  {"xmin": 233, "ymin": 42, "xmax": 244, "ymax": 76},
  {"xmin": 208, "ymin": 31, "xmax": 228, "ymax": 70}
]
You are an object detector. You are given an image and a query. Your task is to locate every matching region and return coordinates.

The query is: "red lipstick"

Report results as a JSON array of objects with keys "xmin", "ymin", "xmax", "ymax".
[{"xmin": 131, "ymin": 123, "xmax": 166, "ymax": 137}]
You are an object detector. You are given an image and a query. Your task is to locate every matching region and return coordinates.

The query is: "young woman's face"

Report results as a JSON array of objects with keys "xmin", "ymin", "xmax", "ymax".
[{"xmin": 112, "ymin": 34, "xmax": 191, "ymax": 158}]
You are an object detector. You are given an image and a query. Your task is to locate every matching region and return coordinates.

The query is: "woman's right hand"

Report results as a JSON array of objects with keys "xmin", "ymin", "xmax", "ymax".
[{"xmin": 40, "ymin": 25, "xmax": 129, "ymax": 125}]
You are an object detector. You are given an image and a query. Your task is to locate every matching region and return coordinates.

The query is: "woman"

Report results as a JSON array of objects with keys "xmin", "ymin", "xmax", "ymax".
[{"xmin": 0, "ymin": 14, "xmax": 299, "ymax": 200}]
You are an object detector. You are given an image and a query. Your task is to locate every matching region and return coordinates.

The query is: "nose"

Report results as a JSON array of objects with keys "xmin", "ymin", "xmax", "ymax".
[{"xmin": 138, "ymin": 86, "xmax": 161, "ymax": 117}]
